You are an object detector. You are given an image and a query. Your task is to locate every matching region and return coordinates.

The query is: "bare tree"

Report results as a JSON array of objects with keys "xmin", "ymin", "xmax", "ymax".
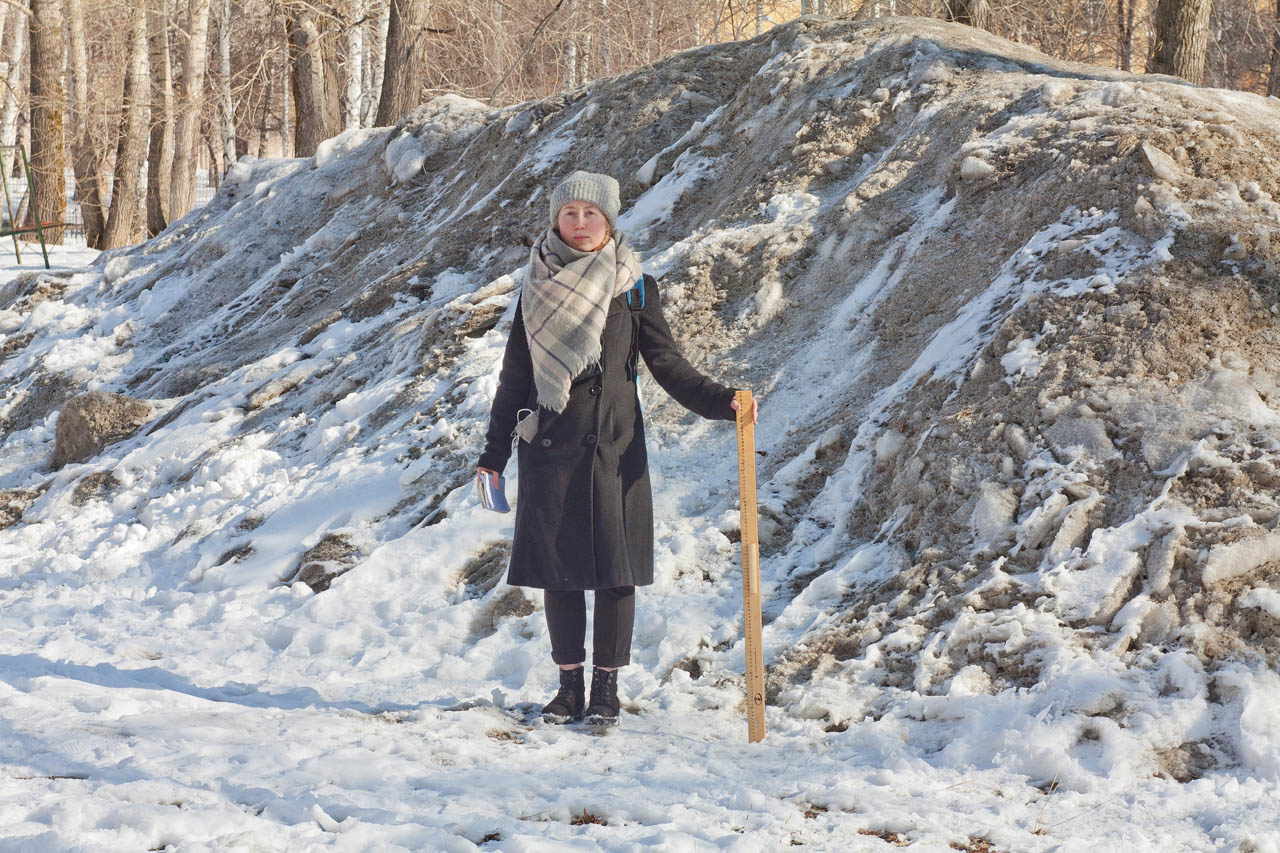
[
  {"xmin": 103, "ymin": 0, "xmax": 150, "ymax": 249},
  {"xmin": 27, "ymin": 0, "xmax": 65, "ymax": 242},
  {"xmin": 345, "ymin": 0, "xmax": 365, "ymax": 129},
  {"xmin": 0, "ymin": 9, "xmax": 27, "ymax": 151},
  {"xmin": 364, "ymin": 0, "xmax": 388, "ymax": 125},
  {"xmin": 287, "ymin": 1, "xmax": 341, "ymax": 154},
  {"xmin": 147, "ymin": 0, "xmax": 174, "ymax": 235},
  {"xmin": 376, "ymin": 0, "xmax": 431, "ymax": 125},
  {"xmin": 218, "ymin": 0, "xmax": 236, "ymax": 168},
  {"xmin": 67, "ymin": 0, "xmax": 106, "ymax": 248},
  {"xmin": 945, "ymin": 0, "xmax": 991, "ymax": 31},
  {"xmin": 170, "ymin": 0, "xmax": 213, "ymax": 220},
  {"xmin": 1149, "ymin": 0, "xmax": 1212, "ymax": 83},
  {"xmin": 1116, "ymin": 0, "xmax": 1137, "ymax": 71},
  {"xmin": 1270, "ymin": 0, "xmax": 1280, "ymax": 96}
]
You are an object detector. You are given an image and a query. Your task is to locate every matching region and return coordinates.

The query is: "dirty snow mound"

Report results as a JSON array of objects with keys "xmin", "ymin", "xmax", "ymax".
[{"xmin": 3, "ymin": 15, "xmax": 1280, "ymax": 848}]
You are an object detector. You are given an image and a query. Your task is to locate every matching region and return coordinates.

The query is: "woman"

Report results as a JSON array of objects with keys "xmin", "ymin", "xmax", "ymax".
[{"xmin": 476, "ymin": 171, "xmax": 757, "ymax": 727}]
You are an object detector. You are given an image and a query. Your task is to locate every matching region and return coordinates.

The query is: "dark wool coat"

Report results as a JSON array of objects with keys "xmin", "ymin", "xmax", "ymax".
[{"xmin": 478, "ymin": 274, "xmax": 736, "ymax": 590}]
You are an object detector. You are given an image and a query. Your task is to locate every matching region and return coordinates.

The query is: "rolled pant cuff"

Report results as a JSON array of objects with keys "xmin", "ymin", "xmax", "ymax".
[
  {"xmin": 551, "ymin": 648, "xmax": 586, "ymax": 666},
  {"xmin": 593, "ymin": 654, "xmax": 630, "ymax": 668}
]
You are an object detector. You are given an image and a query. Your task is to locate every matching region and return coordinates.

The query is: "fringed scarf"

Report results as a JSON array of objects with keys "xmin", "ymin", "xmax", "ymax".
[{"xmin": 518, "ymin": 228, "xmax": 643, "ymax": 438}]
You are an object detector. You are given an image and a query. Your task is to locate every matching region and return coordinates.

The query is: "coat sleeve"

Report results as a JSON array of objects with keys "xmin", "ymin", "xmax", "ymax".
[
  {"xmin": 638, "ymin": 276, "xmax": 737, "ymax": 422},
  {"xmin": 478, "ymin": 300, "xmax": 534, "ymax": 474}
]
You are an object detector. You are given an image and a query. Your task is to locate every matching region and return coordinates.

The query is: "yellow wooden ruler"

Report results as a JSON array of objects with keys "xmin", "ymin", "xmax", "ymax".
[{"xmin": 735, "ymin": 389, "xmax": 766, "ymax": 742}]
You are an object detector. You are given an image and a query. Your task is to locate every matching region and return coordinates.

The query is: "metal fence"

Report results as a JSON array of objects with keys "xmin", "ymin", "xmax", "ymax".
[{"xmin": 3, "ymin": 168, "xmax": 218, "ymax": 248}]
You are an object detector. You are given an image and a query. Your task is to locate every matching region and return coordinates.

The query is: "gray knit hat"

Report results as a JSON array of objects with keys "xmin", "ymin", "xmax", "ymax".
[{"xmin": 549, "ymin": 171, "xmax": 621, "ymax": 230}]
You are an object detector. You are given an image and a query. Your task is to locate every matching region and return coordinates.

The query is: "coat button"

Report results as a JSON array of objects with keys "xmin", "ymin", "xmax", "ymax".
[
  {"xmin": 589, "ymin": 385, "xmax": 601, "ymax": 396},
  {"xmin": 540, "ymin": 438, "xmax": 552, "ymax": 448},
  {"xmin": 583, "ymin": 433, "xmax": 597, "ymax": 445}
]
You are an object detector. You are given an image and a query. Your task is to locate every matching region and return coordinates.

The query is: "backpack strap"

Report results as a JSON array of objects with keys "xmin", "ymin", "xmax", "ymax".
[
  {"xmin": 625, "ymin": 276, "xmax": 646, "ymax": 381},
  {"xmin": 625, "ymin": 276, "xmax": 645, "ymax": 310}
]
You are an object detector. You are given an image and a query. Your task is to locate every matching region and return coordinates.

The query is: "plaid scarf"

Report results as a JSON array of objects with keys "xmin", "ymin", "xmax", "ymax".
[{"xmin": 521, "ymin": 227, "xmax": 643, "ymax": 417}]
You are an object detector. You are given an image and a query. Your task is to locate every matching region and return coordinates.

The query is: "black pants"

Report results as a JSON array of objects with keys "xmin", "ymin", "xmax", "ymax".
[{"xmin": 543, "ymin": 587, "xmax": 635, "ymax": 668}]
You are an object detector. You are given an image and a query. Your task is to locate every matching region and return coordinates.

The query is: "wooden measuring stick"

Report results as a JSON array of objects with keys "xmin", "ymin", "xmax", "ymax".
[{"xmin": 735, "ymin": 389, "xmax": 766, "ymax": 742}]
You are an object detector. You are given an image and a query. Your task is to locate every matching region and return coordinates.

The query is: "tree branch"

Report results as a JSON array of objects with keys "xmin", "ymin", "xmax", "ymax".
[{"xmin": 489, "ymin": 0, "xmax": 571, "ymax": 105}]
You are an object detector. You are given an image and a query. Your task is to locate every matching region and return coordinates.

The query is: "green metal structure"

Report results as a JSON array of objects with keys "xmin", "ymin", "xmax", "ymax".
[{"xmin": 0, "ymin": 144, "xmax": 52, "ymax": 269}]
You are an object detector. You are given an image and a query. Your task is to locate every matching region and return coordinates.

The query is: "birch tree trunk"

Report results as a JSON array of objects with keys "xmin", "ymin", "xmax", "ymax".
[
  {"xmin": 218, "ymin": 0, "xmax": 236, "ymax": 168},
  {"xmin": 27, "ymin": 0, "xmax": 65, "ymax": 242},
  {"xmin": 489, "ymin": 0, "xmax": 502, "ymax": 90},
  {"xmin": 375, "ymin": 0, "xmax": 431, "ymax": 125},
  {"xmin": 1148, "ymin": 0, "xmax": 1211, "ymax": 83},
  {"xmin": 103, "ymin": 0, "xmax": 149, "ymax": 249},
  {"xmin": 645, "ymin": 2, "xmax": 654, "ymax": 63},
  {"xmin": 565, "ymin": 0, "xmax": 579, "ymax": 89},
  {"xmin": 1267, "ymin": 0, "xmax": 1280, "ymax": 96},
  {"xmin": 67, "ymin": 0, "xmax": 106, "ymax": 248},
  {"xmin": 365, "ymin": 0, "xmax": 388, "ymax": 125},
  {"xmin": 169, "ymin": 0, "xmax": 213, "ymax": 221},
  {"xmin": 1117, "ymin": 0, "xmax": 1135, "ymax": 71},
  {"xmin": 256, "ymin": 74, "xmax": 270, "ymax": 156},
  {"xmin": 0, "ymin": 13, "xmax": 27, "ymax": 150},
  {"xmin": 280, "ymin": 17, "xmax": 291, "ymax": 156},
  {"xmin": 287, "ymin": 3, "xmax": 342, "ymax": 156},
  {"xmin": 945, "ymin": 0, "xmax": 991, "ymax": 30},
  {"xmin": 146, "ymin": 0, "xmax": 173, "ymax": 235},
  {"xmin": 599, "ymin": 0, "xmax": 610, "ymax": 76},
  {"xmin": 346, "ymin": 0, "xmax": 365, "ymax": 130}
]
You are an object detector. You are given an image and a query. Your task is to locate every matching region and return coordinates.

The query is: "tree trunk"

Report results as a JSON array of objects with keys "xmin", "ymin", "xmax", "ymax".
[
  {"xmin": 146, "ymin": 0, "xmax": 174, "ymax": 235},
  {"xmin": 103, "ymin": 0, "xmax": 149, "ymax": 250},
  {"xmin": 0, "ymin": 12, "xmax": 27, "ymax": 150},
  {"xmin": 1267, "ymin": 0, "xmax": 1280, "ymax": 96},
  {"xmin": 1149, "ymin": 0, "xmax": 1212, "ymax": 83},
  {"xmin": 645, "ymin": 2, "xmax": 655, "ymax": 63},
  {"xmin": 599, "ymin": 0, "xmax": 610, "ymax": 76},
  {"xmin": 67, "ymin": 0, "xmax": 106, "ymax": 248},
  {"xmin": 218, "ymin": 0, "xmax": 236, "ymax": 169},
  {"xmin": 565, "ymin": 0, "xmax": 578, "ymax": 89},
  {"xmin": 346, "ymin": 0, "xmax": 365, "ymax": 130},
  {"xmin": 1117, "ymin": 0, "xmax": 1134, "ymax": 71},
  {"xmin": 0, "ymin": 7, "xmax": 9, "ymax": 65},
  {"xmin": 945, "ymin": 0, "xmax": 991, "ymax": 30},
  {"xmin": 365, "ymin": 0, "xmax": 388, "ymax": 125},
  {"xmin": 169, "ymin": 0, "xmax": 213, "ymax": 221},
  {"xmin": 257, "ymin": 74, "xmax": 271, "ymax": 156},
  {"xmin": 288, "ymin": 4, "xmax": 341, "ymax": 155},
  {"xmin": 376, "ymin": 0, "xmax": 431, "ymax": 125},
  {"xmin": 280, "ymin": 16, "xmax": 291, "ymax": 156},
  {"xmin": 27, "ymin": 0, "xmax": 65, "ymax": 243}
]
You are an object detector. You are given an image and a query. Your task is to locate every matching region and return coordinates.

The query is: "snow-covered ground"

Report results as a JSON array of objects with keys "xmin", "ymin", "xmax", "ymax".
[{"xmin": 4, "ymin": 16, "xmax": 1280, "ymax": 851}]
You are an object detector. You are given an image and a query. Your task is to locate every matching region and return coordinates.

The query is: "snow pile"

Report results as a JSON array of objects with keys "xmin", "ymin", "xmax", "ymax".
[{"xmin": 3, "ymin": 15, "xmax": 1280, "ymax": 849}]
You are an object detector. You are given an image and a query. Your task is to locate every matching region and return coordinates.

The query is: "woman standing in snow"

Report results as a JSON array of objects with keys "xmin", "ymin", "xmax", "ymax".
[{"xmin": 476, "ymin": 171, "xmax": 757, "ymax": 727}]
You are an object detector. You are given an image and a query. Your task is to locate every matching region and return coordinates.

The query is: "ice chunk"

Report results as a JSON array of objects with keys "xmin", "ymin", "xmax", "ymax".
[{"xmin": 960, "ymin": 156, "xmax": 995, "ymax": 180}]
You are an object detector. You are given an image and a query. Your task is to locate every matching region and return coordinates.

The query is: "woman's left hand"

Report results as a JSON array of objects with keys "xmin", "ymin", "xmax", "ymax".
[{"xmin": 730, "ymin": 395, "xmax": 759, "ymax": 424}]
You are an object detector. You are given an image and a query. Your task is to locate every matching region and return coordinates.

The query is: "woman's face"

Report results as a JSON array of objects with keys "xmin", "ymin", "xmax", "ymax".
[{"xmin": 556, "ymin": 201, "xmax": 610, "ymax": 252}]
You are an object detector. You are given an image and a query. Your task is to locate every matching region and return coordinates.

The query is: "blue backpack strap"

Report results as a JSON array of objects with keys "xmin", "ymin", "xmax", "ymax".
[{"xmin": 625, "ymin": 276, "xmax": 645, "ymax": 310}]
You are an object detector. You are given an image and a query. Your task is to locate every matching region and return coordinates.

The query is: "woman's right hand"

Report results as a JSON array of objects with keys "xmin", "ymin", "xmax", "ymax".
[{"xmin": 476, "ymin": 466, "xmax": 500, "ymax": 487}]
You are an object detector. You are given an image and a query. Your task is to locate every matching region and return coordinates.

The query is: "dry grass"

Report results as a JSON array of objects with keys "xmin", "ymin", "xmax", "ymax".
[
  {"xmin": 570, "ymin": 808, "xmax": 607, "ymax": 826},
  {"xmin": 858, "ymin": 828, "xmax": 910, "ymax": 846}
]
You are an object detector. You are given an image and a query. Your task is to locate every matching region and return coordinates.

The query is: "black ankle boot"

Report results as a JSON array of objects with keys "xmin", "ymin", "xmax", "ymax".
[
  {"xmin": 541, "ymin": 667, "xmax": 585, "ymax": 724},
  {"xmin": 584, "ymin": 667, "xmax": 620, "ymax": 727}
]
